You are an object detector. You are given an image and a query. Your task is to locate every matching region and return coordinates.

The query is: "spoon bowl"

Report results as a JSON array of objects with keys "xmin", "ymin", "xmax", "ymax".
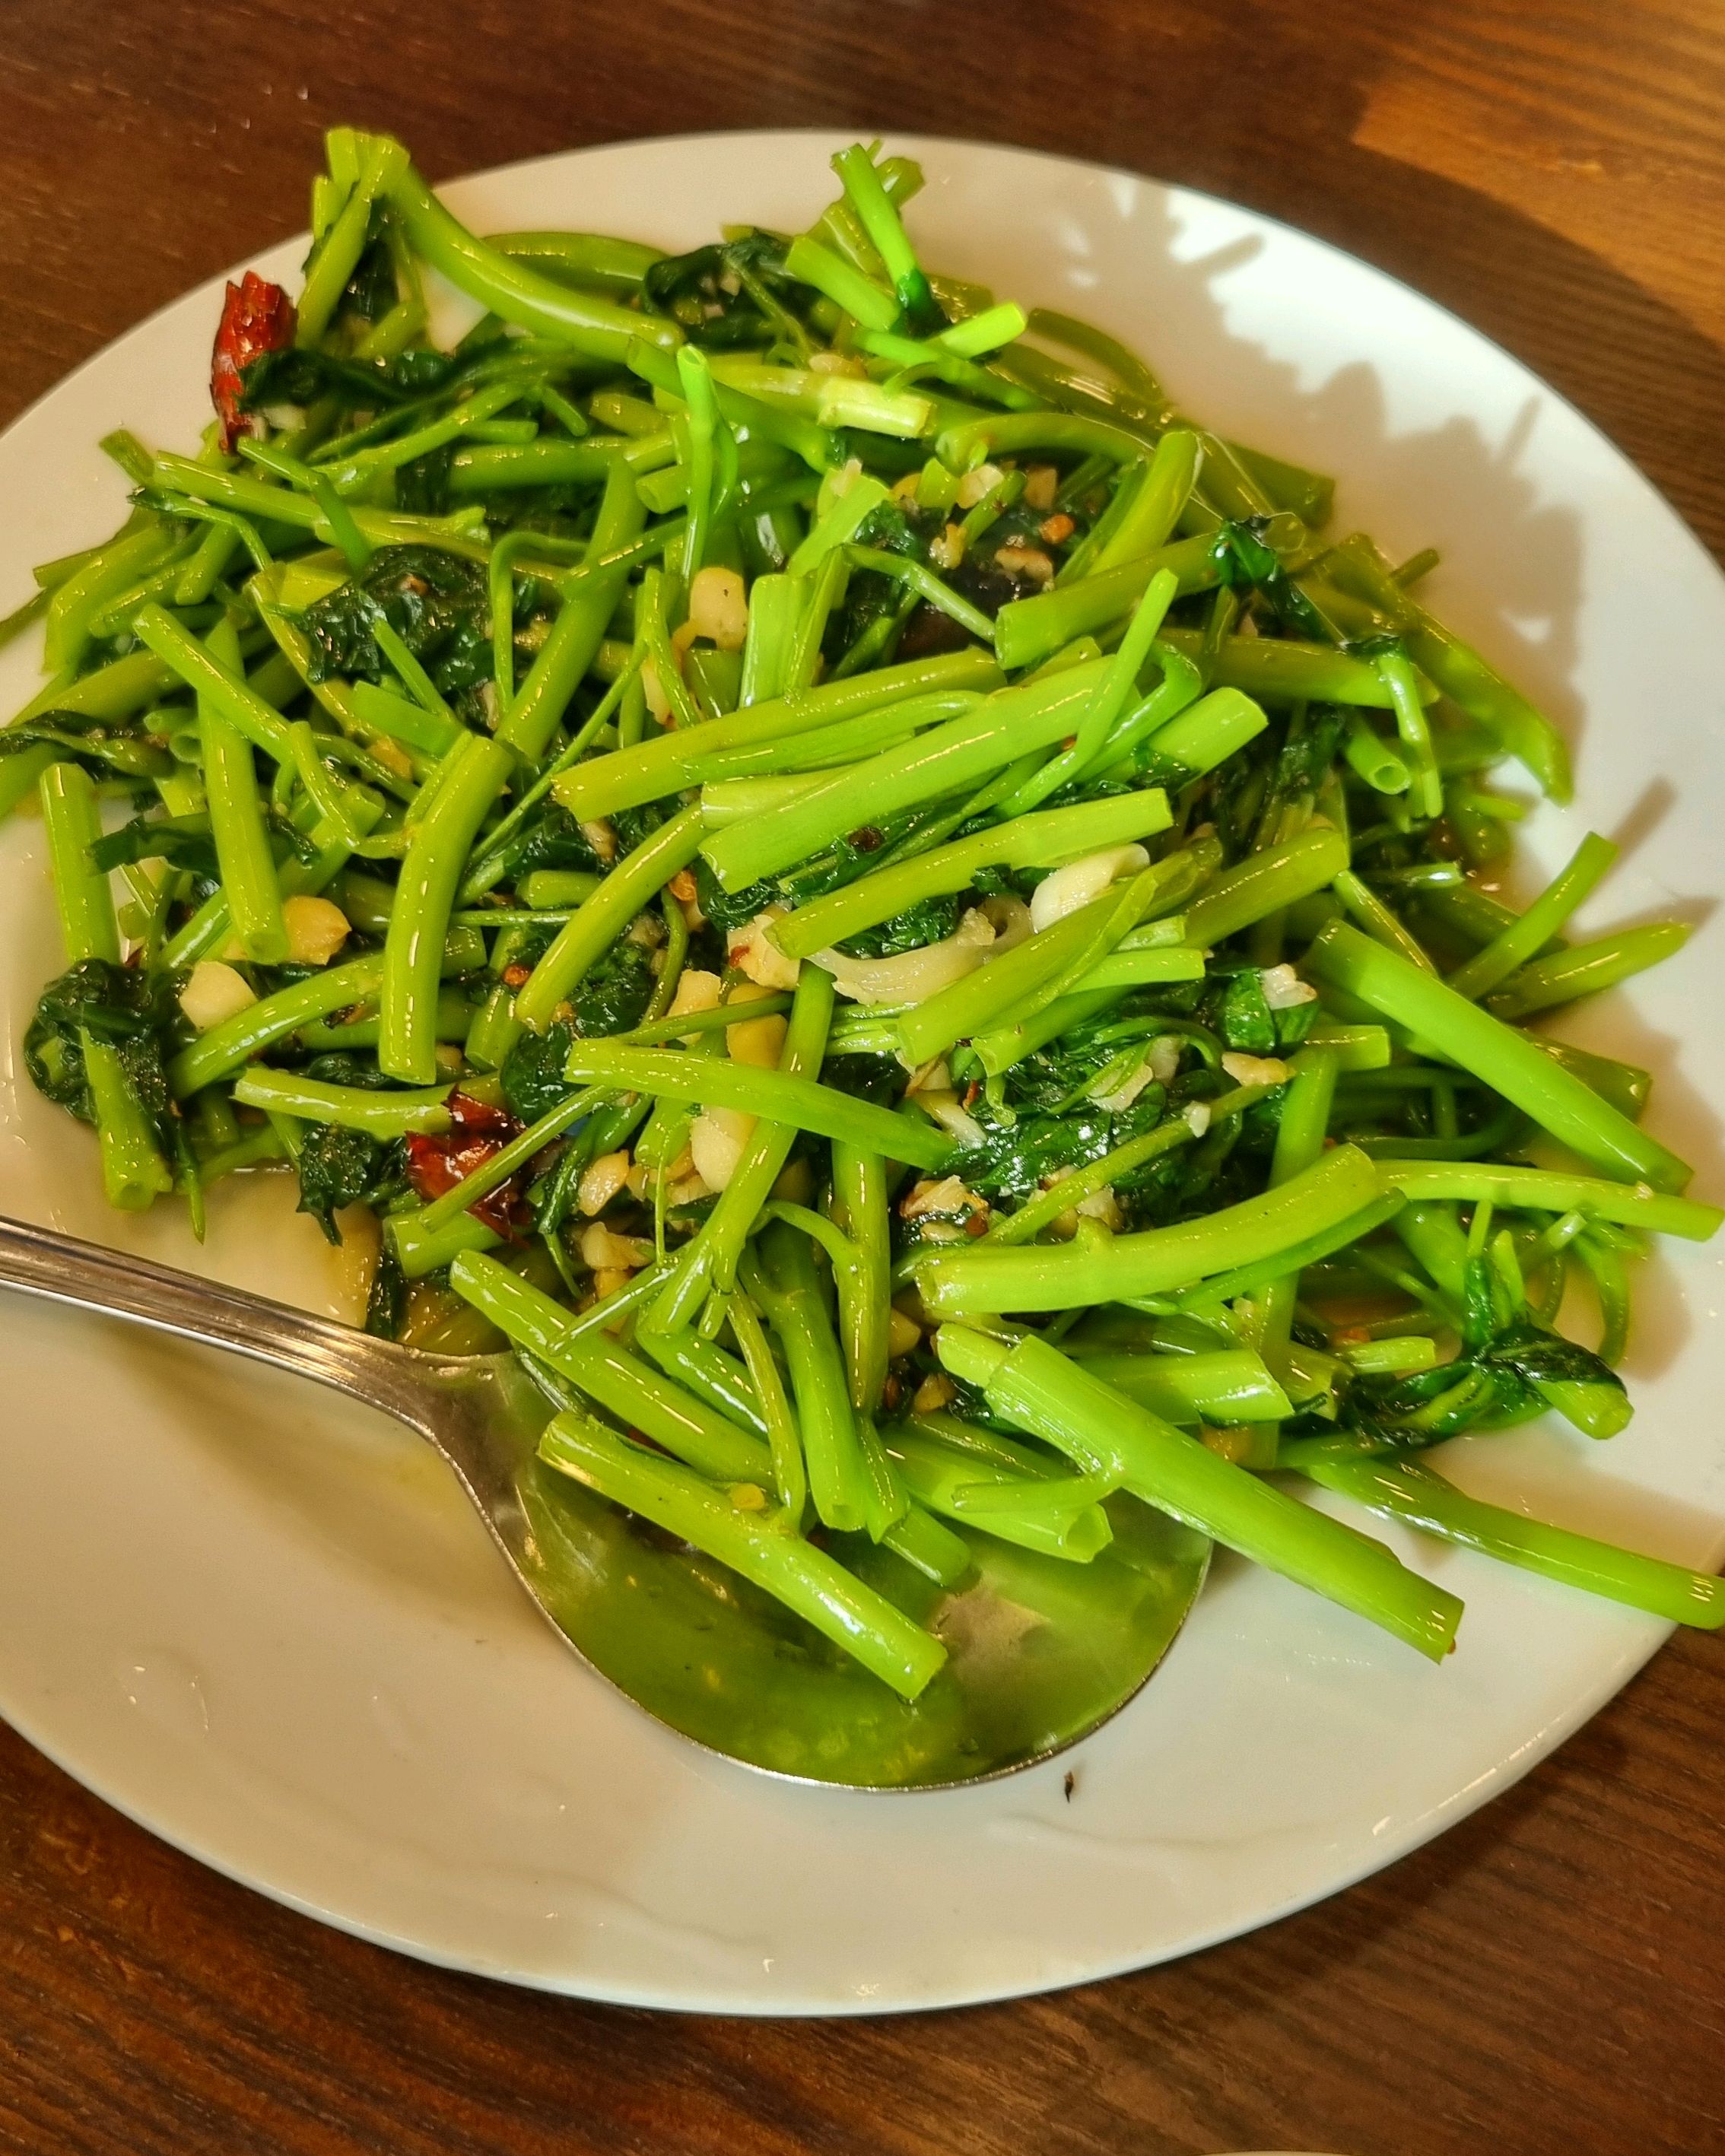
[{"xmin": 0, "ymin": 1214, "xmax": 1207, "ymax": 1788}]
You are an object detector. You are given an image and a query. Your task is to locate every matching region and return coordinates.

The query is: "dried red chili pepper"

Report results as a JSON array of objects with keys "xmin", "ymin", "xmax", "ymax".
[
  {"xmin": 210, "ymin": 271, "xmax": 297, "ymax": 452},
  {"xmin": 446, "ymin": 1090, "xmax": 519, "ymax": 1138},
  {"xmin": 404, "ymin": 1091, "xmax": 528, "ymax": 1235}
]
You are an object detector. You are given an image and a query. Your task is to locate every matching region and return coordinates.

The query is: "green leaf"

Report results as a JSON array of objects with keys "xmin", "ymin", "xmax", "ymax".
[
  {"xmin": 641, "ymin": 230, "xmax": 809, "ymax": 348},
  {"xmin": 24, "ymin": 957, "xmax": 184, "ymax": 1148},
  {"xmin": 296, "ymin": 1122, "xmax": 407, "ymax": 1242},
  {"xmin": 300, "ymin": 544, "xmax": 491, "ymax": 693},
  {"xmin": 90, "ymin": 812, "xmax": 219, "ymax": 879},
  {"xmin": 1483, "ymin": 1315, "xmax": 1628, "ymax": 1399},
  {"xmin": 237, "ymin": 347, "xmax": 411, "ymax": 414},
  {"xmin": 0, "ymin": 710, "xmax": 172, "ymax": 780},
  {"xmin": 1212, "ymin": 969, "xmax": 1277, "ymax": 1055},
  {"xmin": 498, "ymin": 945, "xmax": 653, "ymax": 1124},
  {"xmin": 836, "ymin": 891, "xmax": 962, "ymax": 958}
]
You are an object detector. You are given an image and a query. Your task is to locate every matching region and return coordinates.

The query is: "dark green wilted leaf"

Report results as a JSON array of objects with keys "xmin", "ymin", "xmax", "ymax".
[
  {"xmin": 1212, "ymin": 969, "xmax": 1277, "ymax": 1055},
  {"xmin": 1272, "ymin": 997, "xmax": 1317, "ymax": 1051},
  {"xmin": 300, "ymin": 1052, "xmax": 402, "ymax": 1091},
  {"xmin": 498, "ymin": 945, "xmax": 653, "ymax": 1125},
  {"xmin": 500, "ymin": 1023, "xmax": 581, "ymax": 1125},
  {"xmin": 91, "ymin": 812, "xmax": 219, "ymax": 879},
  {"xmin": 237, "ymin": 347, "xmax": 410, "ymax": 414},
  {"xmin": 0, "ymin": 710, "xmax": 172, "ymax": 780},
  {"xmin": 1211, "ymin": 517, "xmax": 1340, "ymax": 642},
  {"xmin": 1483, "ymin": 1315, "xmax": 1628, "ymax": 1399},
  {"xmin": 854, "ymin": 498, "xmax": 937, "ymax": 562},
  {"xmin": 836, "ymin": 891, "xmax": 962, "ymax": 958},
  {"xmin": 337, "ymin": 222, "xmax": 399, "ymax": 327},
  {"xmin": 573, "ymin": 941, "xmax": 656, "ymax": 1040},
  {"xmin": 692, "ymin": 853, "xmax": 775, "ymax": 935},
  {"xmin": 501, "ymin": 803, "xmax": 608, "ymax": 883},
  {"xmin": 642, "ymin": 229, "xmax": 812, "ymax": 348},
  {"xmin": 822, "ymin": 1053, "xmax": 904, "ymax": 1109},
  {"xmin": 296, "ymin": 1122, "xmax": 408, "ymax": 1242},
  {"xmin": 395, "ymin": 443, "xmax": 454, "ymax": 516},
  {"xmin": 300, "ymin": 544, "xmax": 491, "ymax": 692},
  {"xmin": 365, "ymin": 1237, "xmax": 409, "ymax": 1338},
  {"xmin": 611, "ymin": 799, "xmax": 669, "ymax": 855},
  {"xmin": 24, "ymin": 957, "xmax": 184, "ymax": 1147}
]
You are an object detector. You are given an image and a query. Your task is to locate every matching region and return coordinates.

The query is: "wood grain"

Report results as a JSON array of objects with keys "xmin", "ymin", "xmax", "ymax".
[{"xmin": 1, "ymin": 3, "xmax": 1722, "ymax": 2151}]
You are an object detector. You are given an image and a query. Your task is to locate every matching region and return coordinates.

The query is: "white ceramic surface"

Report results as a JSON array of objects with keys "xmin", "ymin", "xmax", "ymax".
[{"xmin": 1, "ymin": 132, "xmax": 1722, "ymax": 2016}]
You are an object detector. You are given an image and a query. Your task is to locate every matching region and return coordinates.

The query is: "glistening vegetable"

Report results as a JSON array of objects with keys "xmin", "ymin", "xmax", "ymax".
[{"xmin": 4, "ymin": 125, "xmax": 1717, "ymax": 1729}]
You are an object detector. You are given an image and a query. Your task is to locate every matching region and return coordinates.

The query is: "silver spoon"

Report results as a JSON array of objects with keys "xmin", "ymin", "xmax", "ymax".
[{"xmin": 0, "ymin": 1213, "xmax": 1208, "ymax": 1789}]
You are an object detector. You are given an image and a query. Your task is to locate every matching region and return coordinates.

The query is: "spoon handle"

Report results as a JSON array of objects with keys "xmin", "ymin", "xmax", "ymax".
[{"xmin": 0, "ymin": 1212, "xmax": 432, "ymax": 1432}]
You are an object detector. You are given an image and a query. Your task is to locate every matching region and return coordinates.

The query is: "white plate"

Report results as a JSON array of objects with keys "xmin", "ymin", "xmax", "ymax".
[{"xmin": 2, "ymin": 131, "xmax": 1723, "ymax": 2016}]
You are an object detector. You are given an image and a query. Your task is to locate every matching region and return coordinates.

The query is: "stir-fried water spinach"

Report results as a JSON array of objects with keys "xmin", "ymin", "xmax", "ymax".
[{"xmin": 5, "ymin": 132, "xmax": 1720, "ymax": 1703}]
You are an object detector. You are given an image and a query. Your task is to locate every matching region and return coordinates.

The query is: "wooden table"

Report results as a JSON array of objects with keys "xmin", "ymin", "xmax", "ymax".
[{"xmin": 2, "ymin": 5, "xmax": 1722, "ymax": 2151}]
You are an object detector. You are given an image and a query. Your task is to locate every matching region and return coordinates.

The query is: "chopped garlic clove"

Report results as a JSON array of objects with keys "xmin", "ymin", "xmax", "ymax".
[
  {"xmin": 368, "ymin": 737, "xmax": 415, "ymax": 780},
  {"xmin": 814, "ymin": 905, "xmax": 997, "ymax": 1006},
  {"xmin": 690, "ymin": 1105, "xmax": 756, "ymax": 1191},
  {"xmin": 1260, "ymin": 963, "xmax": 1318, "ymax": 1010},
  {"xmin": 579, "ymin": 817, "xmax": 618, "ymax": 865},
  {"xmin": 728, "ymin": 907, "xmax": 802, "ymax": 990},
  {"xmin": 577, "ymin": 1149, "xmax": 633, "ymax": 1217},
  {"xmin": 642, "ymin": 655, "xmax": 673, "ymax": 725},
  {"xmin": 580, "ymin": 1222, "xmax": 654, "ymax": 1272},
  {"xmin": 728, "ymin": 1008, "xmax": 788, "ymax": 1068},
  {"xmin": 179, "ymin": 961, "xmax": 257, "ymax": 1032},
  {"xmin": 887, "ymin": 1308, "xmax": 923, "ymax": 1358},
  {"xmin": 1029, "ymin": 846, "xmax": 1150, "ymax": 933},
  {"xmin": 669, "ymin": 967, "xmax": 723, "ymax": 1026},
  {"xmin": 771, "ymin": 1156, "xmax": 815, "ymax": 1205},
  {"xmin": 1091, "ymin": 1058, "xmax": 1160, "ymax": 1113},
  {"xmin": 904, "ymin": 1056, "xmax": 951, "ymax": 1094},
  {"xmin": 901, "ymin": 1173, "xmax": 987, "ymax": 1222},
  {"xmin": 281, "ymin": 894, "xmax": 351, "ymax": 967},
  {"xmin": 955, "ymin": 462, "xmax": 1003, "ymax": 509},
  {"xmin": 993, "ymin": 542, "xmax": 1055, "ymax": 588},
  {"xmin": 688, "ymin": 565, "xmax": 749, "ymax": 653},
  {"xmin": 914, "ymin": 1089, "xmax": 986, "ymax": 1148},
  {"xmin": 1221, "ymin": 1051, "xmax": 1292, "ymax": 1088}
]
